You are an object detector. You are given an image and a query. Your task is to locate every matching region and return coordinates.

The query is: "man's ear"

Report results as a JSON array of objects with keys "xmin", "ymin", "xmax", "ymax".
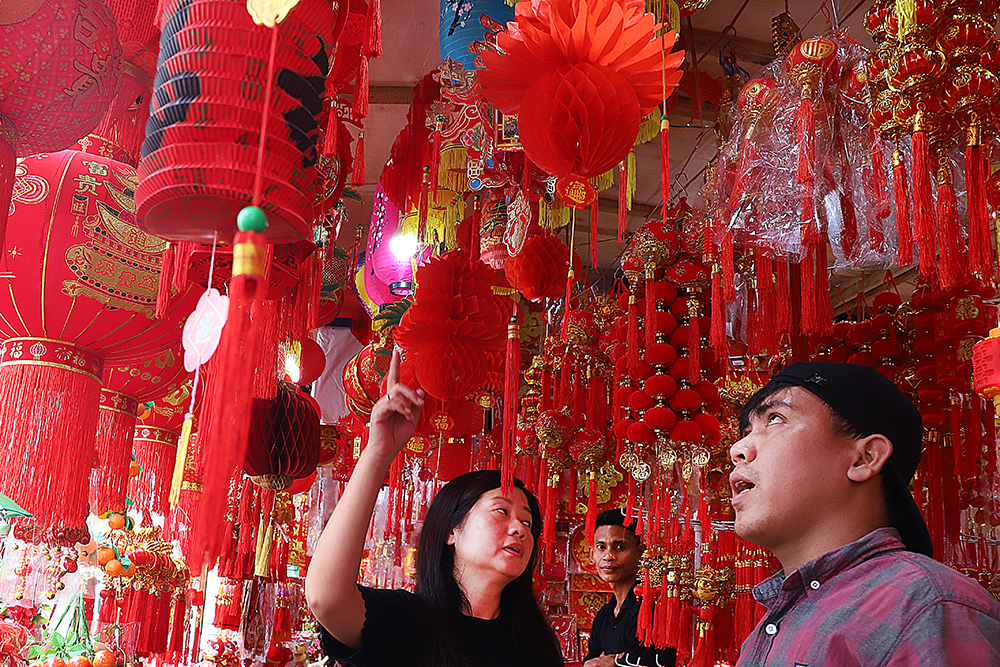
[{"xmin": 847, "ymin": 434, "xmax": 892, "ymax": 483}]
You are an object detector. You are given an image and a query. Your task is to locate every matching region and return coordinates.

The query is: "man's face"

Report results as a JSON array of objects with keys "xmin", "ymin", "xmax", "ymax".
[
  {"xmin": 590, "ymin": 524, "xmax": 642, "ymax": 585},
  {"xmin": 729, "ymin": 387, "xmax": 859, "ymax": 557}
]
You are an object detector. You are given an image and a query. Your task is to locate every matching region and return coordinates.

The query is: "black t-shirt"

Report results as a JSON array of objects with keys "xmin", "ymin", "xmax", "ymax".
[
  {"xmin": 584, "ymin": 588, "xmax": 676, "ymax": 666},
  {"xmin": 319, "ymin": 585, "xmax": 542, "ymax": 667}
]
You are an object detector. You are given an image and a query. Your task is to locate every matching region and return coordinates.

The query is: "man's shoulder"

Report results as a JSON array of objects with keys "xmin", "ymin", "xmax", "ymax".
[{"xmin": 858, "ymin": 550, "xmax": 1000, "ymax": 615}]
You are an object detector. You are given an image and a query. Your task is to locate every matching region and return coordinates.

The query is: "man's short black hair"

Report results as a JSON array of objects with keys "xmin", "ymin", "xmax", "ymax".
[{"xmin": 593, "ymin": 508, "xmax": 639, "ymax": 543}]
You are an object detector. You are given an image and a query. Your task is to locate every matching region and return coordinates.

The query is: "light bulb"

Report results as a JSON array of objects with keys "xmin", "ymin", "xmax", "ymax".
[{"xmin": 389, "ymin": 233, "xmax": 418, "ymax": 259}]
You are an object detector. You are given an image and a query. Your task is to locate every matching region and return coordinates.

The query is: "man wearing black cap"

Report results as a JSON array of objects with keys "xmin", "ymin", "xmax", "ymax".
[{"xmin": 731, "ymin": 362, "xmax": 1000, "ymax": 666}]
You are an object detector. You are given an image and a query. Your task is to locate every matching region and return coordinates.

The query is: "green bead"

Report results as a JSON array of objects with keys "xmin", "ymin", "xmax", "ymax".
[{"xmin": 237, "ymin": 206, "xmax": 268, "ymax": 232}]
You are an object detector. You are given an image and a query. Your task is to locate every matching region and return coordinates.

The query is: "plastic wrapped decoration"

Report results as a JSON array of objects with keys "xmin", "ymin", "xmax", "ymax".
[
  {"xmin": 0, "ymin": 149, "xmax": 195, "ymax": 534},
  {"xmin": 828, "ymin": 60, "xmax": 897, "ymax": 269},
  {"xmin": 438, "ymin": 0, "xmax": 514, "ymax": 70},
  {"xmin": 136, "ymin": 0, "xmax": 335, "ymax": 243}
]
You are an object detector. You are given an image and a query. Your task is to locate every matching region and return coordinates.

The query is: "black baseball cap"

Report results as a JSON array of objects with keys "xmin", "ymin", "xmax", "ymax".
[{"xmin": 740, "ymin": 362, "xmax": 933, "ymax": 558}]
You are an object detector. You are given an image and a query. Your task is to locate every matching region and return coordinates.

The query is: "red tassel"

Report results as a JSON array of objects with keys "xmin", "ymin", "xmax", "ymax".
[
  {"xmin": 557, "ymin": 353, "xmax": 573, "ymax": 410},
  {"xmin": 911, "ymin": 128, "xmax": 936, "ymax": 278},
  {"xmin": 638, "ymin": 567, "xmax": 653, "ymax": 644},
  {"xmin": 627, "ymin": 293, "xmax": 640, "ymax": 370},
  {"xmin": 470, "ymin": 195, "xmax": 482, "ymax": 263},
  {"xmin": 418, "ymin": 168, "xmax": 430, "ymax": 244},
  {"xmin": 590, "ymin": 203, "xmax": 599, "ymax": 268},
  {"xmin": 543, "ymin": 476, "xmax": 557, "ymax": 552},
  {"xmin": 869, "ymin": 124, "xmax": 890, "ymax": 222},
  {"xmin": 502, "ymin": 309, "xmax": 520, "ymax": 497},
  {"xmin": 796, "ymin": 97, "xmax": 816, "ymax": 223},
  {"xmin": 660, "ymin": 115, "xmax": 670, "ymax": 202},
  {"xmin": 430, "ymin": 124, "xmax": 442, "ymax": 197},
  {"xmin": 363, "ymin": 0, "xmax": 382, "ymax": 58},
  {"xmin": 625, "ymin": 472, "xmax": 636, "ymax": 526},
  {"xmin": 192, "ymin": 229, "xmax": 267, "ymax": 570},
  {"xmin": 585, "ymin": 472, "xmax": 598, "ymax": 543},
  {"xmin": 91, "ymin": 391, "xmax": 139, "ymax": 516},
  {"xmin": 840, "ymin": 190, "xmax": 859, "ymax": 263},
  {"xmin": 172, "ymin": 242, "xmax": 194, "ymax": 294},
  {"xmin": 561, "ymin": 266, "xmax": 576, "ymax": 340},
  {"xmin": 966, "ymin": 140, "xmax": 992, "ymax": 278},
  {"xmin": 687, "ymin": 296, "xmax": 700, "ymax": 384},
  {"xmin": 800, "ymin": 251, "xmax": 817, "ymax": 334},
  {"xmin": 645, "ymin": 272, "xmax": 657, "ymax": 348},
  {"xmin": 814, "ymin": 244, "xmax": 832, "ymax": 335},
  {"xmin": 618, "ymin": 159, "xmax": 627, "ymax": 244},
  {"xmin": 709, "ymin": 269, "xmax": 725, "ymax": 351},
  {"xmin": 936, "ymin": 163, "xmax": 965, "ymax": 290},
  {"xmin": 351, "ymin": 131, "xmax": 365, "ymax": 187},
  {"xmin": 893, "ymin": 150, "xmax": 913, "ymax": 265},
  {"xmin": 323, "ymin": 109, "xmax": 339, "ymax": 158},
  {"xmin": 156, "ymin": 243, "xmax": 175, "ymax": 320},
  {"xmin": 721, "ymin": 231, "xmax": 735, "ymax": 302},
  {"xmin": 352, "ymin": 57, "xmax": 370, "ymax": 119},
  {"xmin": 523, "ymin": 153, "xmax": 533, "ymax": 197}
]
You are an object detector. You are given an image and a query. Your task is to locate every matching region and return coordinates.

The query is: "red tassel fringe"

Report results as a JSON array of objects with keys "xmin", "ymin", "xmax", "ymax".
[
  {"xmin": 351, "ymin": 131, "xmax": 365, "ymax": 187},
  {"xmin": 911, "ymin": 130, "xmax": 936, "ymax": 278},
  {"xmin": 364, "ymin": 0, "xmax": 382, "ymax": 58},
  {"xmin": 893, "ymin": 151, "xmax": 913, "ymax": 265},
  {"xmin": 936, "ymin": 165, "xmax": 965, "ymax": 290},
  {"xmin": 352, "ymin": 57, "xmax": 370, "ymax": 119},
  {"xmin": 966, "ymin": 142, "xmax": 992, "ymax": 279}
]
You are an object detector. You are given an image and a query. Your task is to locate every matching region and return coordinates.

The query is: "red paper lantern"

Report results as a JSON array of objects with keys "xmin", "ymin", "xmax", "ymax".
[
  {"xmin": 394, "ymin": 249, "xmax": 506, "ymax": 401},
  {"xmin": 91, "ymin": 344, "xmax": 190, "ymax": 516},
  {"xmin": 296, "ymin": 338, "xmax": 327, "ymax": 386},
  {"xmin": 973, "ymin": 329, "xmax": 1000, "ymax": 415},
  {"xmin": 505, "ymin": 233, "xmax": 581, "ymax": 302},
  {"xmin": 0, "ymin": 149, "xmax": 194, "ymax": 532},
  {"xmin": 244, "ymin": 387, "xmax": 322, "ymax": 491},
  {"xmin": 130, "ymin": 380, "xmax": 196, "ymax": 519},
  {"xmin": 517, "ymin": 62, "xmax": 640, "ymax": 179}
]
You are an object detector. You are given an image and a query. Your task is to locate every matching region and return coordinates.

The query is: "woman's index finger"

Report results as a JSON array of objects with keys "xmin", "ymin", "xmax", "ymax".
[{"xmin": 386, "ymin": 347, "xmax": 401, "ymax": 387}]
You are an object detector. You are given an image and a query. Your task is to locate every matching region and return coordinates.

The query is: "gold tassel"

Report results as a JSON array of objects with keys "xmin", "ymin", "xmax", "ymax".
[
  {"xmin": 254, "ymin": 518, "xmax": 275, "ymax": 576},
  {"xmin": 635, "ymin": 112, "xmax": 661, "ymax": 145},
  {"xmin": 540, "ymin": 198, "xmax": 572, "ymax": 229},
  {"xmin": 168, "ymin": 413, "xmax": 195, "ymax": 507},
  {"xmin": 627, "ymin": 151, "xmax": 637, "ymax": 211},
  {"xmin": 589, "ymin": 169, "xmax": 615, "ymax": 192}
]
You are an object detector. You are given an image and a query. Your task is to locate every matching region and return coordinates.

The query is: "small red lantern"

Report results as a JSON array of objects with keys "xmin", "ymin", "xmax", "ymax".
[
  {"xmin": 244, "ymin": 386, "xmax": 322, "ymax": 491},
  {"xmin": 973, "ymin": 328, "xmax": 1000, "ymax": 416},
  {"xmin": 505, "ymin": 233, "xmax": 581, "ymax": 302}
]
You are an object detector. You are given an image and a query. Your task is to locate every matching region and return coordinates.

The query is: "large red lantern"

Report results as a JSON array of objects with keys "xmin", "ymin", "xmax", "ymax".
[
  {"xmin": 517, "ymin": 62, "xmax": 640, "ymax": 179},
  {"xmin": 136, "ymin": 0, "xmax": 337, "ymax": 243},
  {"xmin": 244, "ymin": 386, "xmax": 322, "ymax": 491},
  {"xmin": 504, "ymin": 233, "xmax": 581, "ymax": 302},
  {"xmin": 131, "ymin": 381, "xmax": 193, "ymax": 521},
  {"xmin": 91, "ymin": 344, "xmax": 190, "ymax": 516},
  {"xmin": 394, "ymin": 249, "xmax": 506, "ymax": 401},
  {"xmin": 0, "ymin": 149, "xmax": 194, "ymax": 533}
]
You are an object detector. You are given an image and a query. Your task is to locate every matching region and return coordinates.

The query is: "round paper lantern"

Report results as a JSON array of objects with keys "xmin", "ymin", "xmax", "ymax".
[
  {"xmin": 136, "ymin": 0, "xmax": 336, "ymax": 243},
  {"xmin": 504, "ymin": 233, "xmax": 581, "ymax": 302},
  {"xmin": 91, "ymin": 343, "xmax": 190, "ymax": 516},
  {"xmin": 130, "ymin": 379, "xmax": 196, "ymax": 519},
  {"xmin": 0, "ymin": 149, "xmax": 194, "ymax": 533},
  {"xmin": 438, "ymin": 0, "xmax": 513, "ymax": 70},
  {"xmin": 295, "ymin": 338, "xmax": 327, "ymax": 386},
  {"xmin": 244, "ymin": 386, "xmax": 322, "ymax": 491},
  {"xmin": 0, "ymin": 0, "xmax": 123, "ymax": 280},
  {"xmin": 517, "ymin": 62, "xmax": 640, "ymax": 179}
]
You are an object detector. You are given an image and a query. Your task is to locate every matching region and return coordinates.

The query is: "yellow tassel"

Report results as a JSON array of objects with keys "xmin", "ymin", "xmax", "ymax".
[
  {"xmin": 168, "ymin": 412, "xmax": 195, "ymax": 507},
  {"xmin": 438, "ymin": 146, "xmax": 468, "ymax": 193},
  {"xmin": 635, "ymin": 112, "xmax": 660, "ymax": 145},
  {"xmin": 627, "ymin": 150, "xmax": 636, "ymax": 211},
  {"xmin": 589, "ymin": 169, "xmax": 615, "ymax": 192},
  {"xmin": 645, "ymin": 0, "xmax": 662, "ymax": 20},
  {"xmin": 540, "ymin": 198, "xmax": 572, "ymax": 229},
  {"xmin": 895, "ymin": 0, "xmax": 916, "ymax": 38},
  {"xmin": 254, "ymin": 518, "xmax": 274, "ymax": 576},
  {"xmin": 666, "ymin": 0, "xmax": 680, "ymax": 34}
]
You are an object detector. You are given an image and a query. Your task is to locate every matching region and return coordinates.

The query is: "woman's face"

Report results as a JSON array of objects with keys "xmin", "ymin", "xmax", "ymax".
[{"xmin": 447, "ymin": 486, "xmax": 534, "ymax": 586}]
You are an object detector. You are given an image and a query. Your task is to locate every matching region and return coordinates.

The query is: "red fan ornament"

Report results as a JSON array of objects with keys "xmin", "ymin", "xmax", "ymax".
[{"xmin": 394, "ymin": 249, "xmax": 506, "ymax": 401}]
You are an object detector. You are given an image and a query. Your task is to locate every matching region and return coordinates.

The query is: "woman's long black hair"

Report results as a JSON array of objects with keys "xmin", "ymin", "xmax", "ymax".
[{"xmin": 414, "ymin": 470, "xmax": 563, "ymax": 667}]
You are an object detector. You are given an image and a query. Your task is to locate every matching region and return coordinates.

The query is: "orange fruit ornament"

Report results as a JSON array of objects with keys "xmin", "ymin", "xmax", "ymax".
[
  {"xmin": 46, "ymin": 657, "xmax": 67, "ymax": 667},
  {"xmin": 107, "ymin": 514, "xmax": 125, "ymax": 530},
  {"xmin": 104, "ymin": 559, "xmax": 124, "ymax": 577},
  {"xmin": 93, "ymin": 650, "xmax": 115, "ymax": 667},
  {"xmin": 97, "ymin": 548, "xmax": 115, "ymax": 566},
  {"xmin": 68, "ymin": 656, "xmax": 92, "ymax": 667}
]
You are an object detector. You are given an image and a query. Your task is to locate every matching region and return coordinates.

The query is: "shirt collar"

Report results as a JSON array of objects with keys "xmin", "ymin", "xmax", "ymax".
[{"xmin": 752, "ymin": 527, "xmax": 907, "ymax": 609}]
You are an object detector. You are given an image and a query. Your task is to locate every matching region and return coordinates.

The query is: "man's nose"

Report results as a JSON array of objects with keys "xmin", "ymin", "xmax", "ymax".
[{"xmin": 730, "ymin": 434, "xmax": 756, "ymax": 464}]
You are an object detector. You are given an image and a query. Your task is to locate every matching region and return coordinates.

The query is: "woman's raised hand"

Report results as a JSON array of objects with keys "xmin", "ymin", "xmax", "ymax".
[{"xmin": 368, "ymin": 348, "xmax": 425, "ymax": 458}]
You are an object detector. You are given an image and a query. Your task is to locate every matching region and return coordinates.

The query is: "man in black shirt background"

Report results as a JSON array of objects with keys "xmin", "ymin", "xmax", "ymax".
[{"xmin": 583, "ymin": 509, "xmax": 676, "ymax": 667}]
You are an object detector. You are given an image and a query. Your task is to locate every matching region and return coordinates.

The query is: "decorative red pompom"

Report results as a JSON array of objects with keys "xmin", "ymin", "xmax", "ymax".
[
  {"xmin": 670, "ymin": 388, "xmax": 703, "ymax": 413},
  {"xmin": 643, "ymin": 406, "xmax": 677, "ymax": 431},
  {"xmin": 504, "ymin": 234, "xmax": 582, "ymax": 302},
  {"xmin": 669, "ymin": 420, "xmax": 702, "ymax": 444},
  {"xmin": 627, "ymin": 422, "xmax": 655, "ymax": 444},
  {"xmin": 643, "ymin": 374, "xmax": 678, "ymax": 399}
]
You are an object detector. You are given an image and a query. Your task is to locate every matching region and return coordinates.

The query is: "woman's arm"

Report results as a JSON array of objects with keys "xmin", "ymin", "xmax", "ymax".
[{"xmin": 304, "ymin": 348, "xmax": 424, "ymax": 648}]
